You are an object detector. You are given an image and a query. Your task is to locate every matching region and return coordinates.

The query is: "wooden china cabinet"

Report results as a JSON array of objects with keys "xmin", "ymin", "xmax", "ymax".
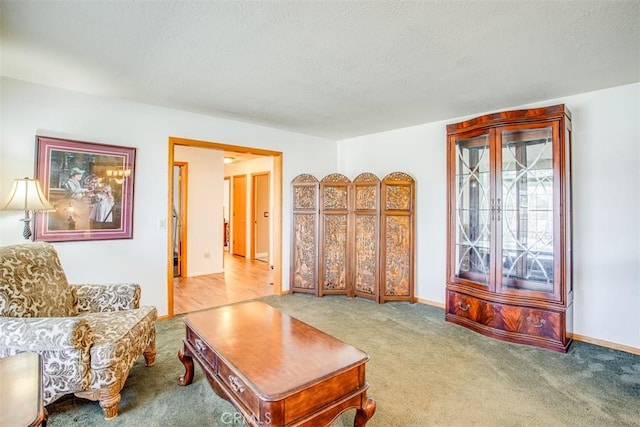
[{"xmin": 445, "ymin": 104, "xmax": 573, "ymax": 352}]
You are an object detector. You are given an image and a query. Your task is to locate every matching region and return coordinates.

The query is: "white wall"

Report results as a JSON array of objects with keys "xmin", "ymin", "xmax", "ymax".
[
  {"xmin": 338, "ymin": 82, "xmax": 640, "ymax": 349},
  {"xmin": 174, "ymin": 145, "xmax": 224, "ymax": 276},
  {"xmin": 0, "ymin": 77, "xmax": 337, "ymax": 316}
]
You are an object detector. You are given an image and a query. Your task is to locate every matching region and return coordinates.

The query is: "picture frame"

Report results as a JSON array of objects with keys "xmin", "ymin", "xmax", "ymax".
[{"xmin": 34, "ymin": 136, "xmax": 136, "ymax": 242}]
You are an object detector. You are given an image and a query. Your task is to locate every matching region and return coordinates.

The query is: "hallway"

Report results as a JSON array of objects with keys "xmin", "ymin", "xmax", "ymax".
[{"xmin": 173, "ymin": 253, "xmax": 274, "ymax": 314}]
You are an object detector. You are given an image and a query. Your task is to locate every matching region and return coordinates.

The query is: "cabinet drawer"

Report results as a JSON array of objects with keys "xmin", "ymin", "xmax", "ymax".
[
  {"xmin": 448, "ymin": 291, "xmax": 563, "ymax": 342},
  {"xmin": 448, "ymin": 291, "xmax": 483, "ymax": 322},
  {"xmin": 217, "ymin": 360, "xmax": 261, "ymax": 416},
  {"xmin": 495, "ymin": 304, "xmax": 562, "ymax": 341}
]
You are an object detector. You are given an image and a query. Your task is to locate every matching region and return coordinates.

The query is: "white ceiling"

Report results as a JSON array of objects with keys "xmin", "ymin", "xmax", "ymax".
[{"xmin": 1, "ymin": 1, "xmax": 638, "ymax": 140}]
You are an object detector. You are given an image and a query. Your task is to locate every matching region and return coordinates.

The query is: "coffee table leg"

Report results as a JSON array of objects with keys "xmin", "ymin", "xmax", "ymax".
[
  {"xmin": 354, "ymin": 395, "xmax": 376, "ymax": 427},
  {"xmin": 177, "ymin": 349, "xmax": 194, "ymax": 386}
]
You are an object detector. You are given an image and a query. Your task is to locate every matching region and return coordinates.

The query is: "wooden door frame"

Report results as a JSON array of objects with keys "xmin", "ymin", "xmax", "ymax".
[
  {"xmin": 167, "ymin": 136, "xmax": 283, "ymax": 318},
  {"xmin": 251, "ymin": 171, "xmax": 270, "ymax": 262},
  {"xmin": 173, "ymin": 161, "xmax": 188, "ymax": 278}
]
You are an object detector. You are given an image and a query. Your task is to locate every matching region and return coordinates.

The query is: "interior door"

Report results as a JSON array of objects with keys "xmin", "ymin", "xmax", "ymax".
[
  {"xmin": 173, "ymin": 162, "xmax": 187, "ymax": 277},
  {"xmin": 253, "ymin": 173, "xmax": 270, "ymax": 262},
  {"xmin": 232, "ymin": 174, "xmax": 247, "ymax": 257}
]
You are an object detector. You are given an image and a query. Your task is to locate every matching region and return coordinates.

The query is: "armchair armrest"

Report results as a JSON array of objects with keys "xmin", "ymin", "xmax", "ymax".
[
  {"xmin": 0, "ymin": 317, "xmax": 93, "ymax": 351},
  {"xmin": 0, "ymin": 317, "xmax": 95, "ymax": 406},
  {"xmin": 72, "ymin": 283, "xmax": 141, "ymax": 313}
]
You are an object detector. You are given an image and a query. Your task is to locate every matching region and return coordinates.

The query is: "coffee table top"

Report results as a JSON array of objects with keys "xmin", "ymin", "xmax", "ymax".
[{"xmin": 184, "ymin": 300, "xmax": 369, "ymax": 398}]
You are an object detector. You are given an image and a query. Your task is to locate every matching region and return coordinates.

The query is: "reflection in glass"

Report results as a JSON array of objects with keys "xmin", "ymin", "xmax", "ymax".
[
  {"xmin": 501, "ymin": 128, "xmax": 554, "ymax": 293},
  {"xmin": 455, "ymin": 134, "xmax": 490, "ymax": 285}
]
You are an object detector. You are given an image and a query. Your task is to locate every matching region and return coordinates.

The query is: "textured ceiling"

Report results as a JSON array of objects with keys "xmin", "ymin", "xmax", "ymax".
[{"xmin": 1, "ymin": 1, "xmax": 639, "ymax": 139}]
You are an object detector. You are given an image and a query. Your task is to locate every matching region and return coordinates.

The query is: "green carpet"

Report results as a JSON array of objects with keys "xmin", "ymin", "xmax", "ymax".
[{"xmin": 46, "ymin": 294, "xmax": 640, "ymax": 426}]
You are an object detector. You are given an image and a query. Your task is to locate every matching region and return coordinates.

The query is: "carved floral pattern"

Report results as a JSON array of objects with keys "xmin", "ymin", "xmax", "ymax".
[
  {"xmin": 385, "ymin": 185, "xmax": 412, "ymax": 210},
  {"xmin": 292, "ymin": 214, "xmax": 316, "ymax": 289},
  {"xmin": 294, "ymin": 186, "xmax": 317, "ymax": 210},
  {"xmin": 354, "ymin": 172, "xmax": 379, "ymax": 182},
  {"xmin": 356, "ymin": 185, "xmax": 377, "ymax": 210},
  {"xmin": 323, "ymin": 186, "xmax": 348, "ymax": 210},
  {"xmin": 322, "ymin": 215, "xmax": 347, "ymax": 290},
  {"xmin": 384, "ymin": 216, "xmax": 411, "ymax": 296},
  {"xmin": 383, "ymin": 171, "xmax": 413, "ymax": 182},
  {"xmin": 321, "ymin": 173, "xmax": 350, "ymax": 183},
  {"xmin": 354, "ymin": 215, "xmax": 377, "ymax": 294},
  {"xmin": 292, "ymin": 173, "xmax": 318, "ymax": 184}
]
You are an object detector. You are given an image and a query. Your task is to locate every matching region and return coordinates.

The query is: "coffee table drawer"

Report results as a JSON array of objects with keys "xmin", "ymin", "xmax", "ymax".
[
  {"xmin": 283, "ymin": 365, "xmax": 364, "ymax": 425},
  {"xmin": 217, "ymin": 360, "xmax": 261, "ymax": 416},
  {"xmin": 186, "ymin": 329, "xmax": 217, "ymax": 368}
]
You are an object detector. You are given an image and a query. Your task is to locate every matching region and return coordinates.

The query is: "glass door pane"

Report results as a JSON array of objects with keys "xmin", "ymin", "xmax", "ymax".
[
  {"xmin": 454, "ymin": 134, "xmax": 491, "ymax": 286},
  {"xmin": 500, "ymin": 127, "xmax": 554, "ymax": 293}
]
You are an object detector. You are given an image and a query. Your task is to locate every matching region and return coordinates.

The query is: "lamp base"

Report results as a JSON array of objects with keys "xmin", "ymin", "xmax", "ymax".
[{"xmin": 20, "ymin": 211, "xmax": 33, "ymax": 240}]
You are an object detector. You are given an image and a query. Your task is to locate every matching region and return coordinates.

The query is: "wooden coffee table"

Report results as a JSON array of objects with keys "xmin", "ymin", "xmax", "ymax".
[{"xmin": 178, "ymin": 301, "xmax": 376, "ymax": 426}]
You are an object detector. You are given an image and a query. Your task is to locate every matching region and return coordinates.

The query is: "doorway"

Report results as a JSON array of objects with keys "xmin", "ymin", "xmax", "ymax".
[{"xmin": 167, "ymin": 136, "xmax": 283, "ymax": 318}]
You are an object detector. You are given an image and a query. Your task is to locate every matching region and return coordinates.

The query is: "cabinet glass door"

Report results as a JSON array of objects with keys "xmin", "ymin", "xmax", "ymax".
[
  {"xmin": 499, "ymin": 126, "xmax": 555, "ymax": 294},
  {"xmin": 454, "ymin": 133, "xmax": 492, "ymax": 287}
]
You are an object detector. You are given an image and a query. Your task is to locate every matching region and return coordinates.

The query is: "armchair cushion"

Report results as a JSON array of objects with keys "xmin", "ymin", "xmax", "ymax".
[{"xmin": 0, "ymin": 242, "xmax": 76, "ymax": 317}]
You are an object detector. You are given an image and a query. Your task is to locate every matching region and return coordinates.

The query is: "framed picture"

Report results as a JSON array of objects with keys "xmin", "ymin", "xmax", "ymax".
[{"xmin": 34, "ymin": 136, "xmax": 136, "ymax": 242}]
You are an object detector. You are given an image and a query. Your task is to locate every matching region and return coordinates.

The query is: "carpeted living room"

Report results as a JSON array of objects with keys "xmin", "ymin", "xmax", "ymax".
[
  {"xmin": 1, "ymin": 1, "xmax": 639, "ymax": 427},
  {"xmin": 44, "ymin": 294, "xmax": 640, "ymax": 426}
]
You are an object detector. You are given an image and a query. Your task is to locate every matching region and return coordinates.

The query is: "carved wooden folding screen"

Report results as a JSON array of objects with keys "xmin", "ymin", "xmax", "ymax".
[
  {"xmin": 380, "ymin": 172, "xmax": 415, "ymax": 303},
  {"xmin": 352, "ymin": 173, "xmax": 381, "ymax": 301},
  {"xmin": 290, "ymin": 174, "xmax": 319, "ymax": 295},
  {"xmin": 291, "ymin": 171, "xmax": 414, "ymax": 303},
  {"xmin": 318, "ymin": 173, "xmax": 351, "ymax": 296}
]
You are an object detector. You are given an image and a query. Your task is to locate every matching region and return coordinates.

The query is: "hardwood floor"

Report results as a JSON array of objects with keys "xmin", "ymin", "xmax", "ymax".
[{"xmin": 173, "ymin": 252, "xmax": 275, "ymax": 314}]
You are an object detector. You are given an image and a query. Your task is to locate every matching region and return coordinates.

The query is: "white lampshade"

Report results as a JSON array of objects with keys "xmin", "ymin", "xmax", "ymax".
[{"xmin": 0, "ymin": 178, "xmax": 54, "ymax": 211}]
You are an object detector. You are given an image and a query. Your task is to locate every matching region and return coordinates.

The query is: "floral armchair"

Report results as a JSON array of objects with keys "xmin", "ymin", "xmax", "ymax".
[{"xmin": 0, "ymin": 242, "xmax": 157, "ymax": 420}]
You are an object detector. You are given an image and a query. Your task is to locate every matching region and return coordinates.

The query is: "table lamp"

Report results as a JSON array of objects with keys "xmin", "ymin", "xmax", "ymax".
[{"xmin": 0, "ymin": 177, "xmax": 55, "ymax": 239}]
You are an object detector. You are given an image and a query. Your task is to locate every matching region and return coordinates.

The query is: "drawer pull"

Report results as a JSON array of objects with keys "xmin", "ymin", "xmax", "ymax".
[
  {"xmin": 457, "ymin": 302, "xmax": 470, "ymax": 311},
  {"xmin": 194, "ymin": 338, "xmax": 207, "ymax": 352},
  {"xmin": 527, "ymin": 317, "xmax": 546, "ymax": 328},
  {"xmin": 229, "ymin": 375, "xmax": 245, "ymax": 393}
]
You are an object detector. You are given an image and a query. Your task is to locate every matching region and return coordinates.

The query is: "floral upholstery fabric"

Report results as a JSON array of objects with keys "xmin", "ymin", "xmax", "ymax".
[
  {"xmin": 0, "ymin": 242, "xmax": 157, "ymax": 413},
  {"xmin": 0, "ymin": 242, "xmax": 76, "ymax": 317},
  {"xmin": 0, "ymin": 317, "xmax": 94, "ymax": 404},
  {"xmin": 75, "ymin": 283, "xmax": 140, "ymax": 313}
]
